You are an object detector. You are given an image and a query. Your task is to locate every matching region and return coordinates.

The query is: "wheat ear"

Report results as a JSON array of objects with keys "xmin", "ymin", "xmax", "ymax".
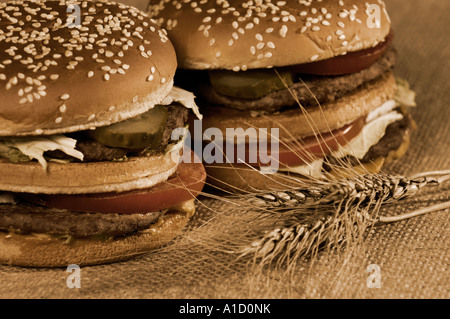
[
  {"xmin": 243, "ymin": 173, "xmax": 441, "ymax": 209},
  {"xmin": 236, "ymin": 170, "xmax": 449, "ymax": 267}
]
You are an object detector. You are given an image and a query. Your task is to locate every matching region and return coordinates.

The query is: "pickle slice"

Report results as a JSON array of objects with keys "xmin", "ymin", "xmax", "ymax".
[
  {"xmin": 89, "ymin": 106, "xmax": 168, "ymax": 149},
  {"xmin": 208, "ymin": 69, "xmax": 294, "ymax": 99}
]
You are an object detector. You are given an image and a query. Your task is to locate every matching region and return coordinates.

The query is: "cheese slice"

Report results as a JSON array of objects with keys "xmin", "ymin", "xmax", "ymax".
[{"xmin": 0, "ymin": 192, "xmax": 16, "ymax": 205}]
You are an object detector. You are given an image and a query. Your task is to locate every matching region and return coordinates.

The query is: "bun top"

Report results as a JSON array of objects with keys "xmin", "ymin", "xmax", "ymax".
[
  {"xmin": 148, "ymin": 0, "xmax": 391, "ymax": 71},
  {"xmin": 0, "ymin": 0, "xmax": 177, "ymax": 136}
]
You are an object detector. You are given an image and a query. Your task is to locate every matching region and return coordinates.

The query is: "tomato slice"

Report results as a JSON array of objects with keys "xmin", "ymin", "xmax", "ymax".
[
  {"xmin": 286, "ymin": 30, "xmax": 394, "ymax": 76},
  {"xmin": 273, "ymin": 117, "xmax": 365, "ymax": 167},
  {"xmin": 205, "ymin": 117, "xmax": 365, "ymax": 168},
  {"xmin": 23, "ymin": 159, "xmax": 206, "ymax": 214}
]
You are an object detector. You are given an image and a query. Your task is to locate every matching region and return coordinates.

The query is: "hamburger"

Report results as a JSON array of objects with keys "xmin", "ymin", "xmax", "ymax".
[
  {"xmin": 147, "ymin": 0, "xmax": 417, "ymax": 192},
  {"xmin": 0, "ymin": 0, "xmax": 205, "ymax": 267}
]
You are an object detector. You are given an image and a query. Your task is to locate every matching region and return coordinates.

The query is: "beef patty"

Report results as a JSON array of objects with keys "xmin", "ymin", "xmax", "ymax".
[
  {"xmin": 47, "ymin": 104, "xmax": 189, "ymax": 162},
  {"xmin": 0, "ymin": 200, "xmax": 163, "ymax": 237}
]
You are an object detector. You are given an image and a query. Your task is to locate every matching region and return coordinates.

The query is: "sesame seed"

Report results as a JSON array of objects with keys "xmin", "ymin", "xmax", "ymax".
[{"xmin": 279, "ymin": 25, "xmax": 288, "ymax": 37}]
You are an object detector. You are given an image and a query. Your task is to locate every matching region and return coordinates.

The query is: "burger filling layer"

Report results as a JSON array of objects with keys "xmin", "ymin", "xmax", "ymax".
[
  {"xmin": 177, "ymin": 46, "xmax": 396, "ymax": 113},
  {"xmin": 279, "ymin": 103, "xmax": 413, "ymax": 178},
  {"xmin": 52, "ymin": 104, "xmax": 189, "ymax": 163},
  {"xmin": 0, "ymin": 198, "xmax": 196, "ymax": 243},
  {"xmin": 0, "ymin": 87, "xmax": 201, "ymax": 169}
]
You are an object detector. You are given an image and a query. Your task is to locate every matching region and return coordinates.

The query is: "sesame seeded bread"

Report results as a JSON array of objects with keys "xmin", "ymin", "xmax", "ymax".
[
  {"xmin": 0, "ymin": 0, "xmax": 177, "ymax": 136},
  {"xmin": 148, "ymin": 0, "xmax": 391, "ymax": 71}
]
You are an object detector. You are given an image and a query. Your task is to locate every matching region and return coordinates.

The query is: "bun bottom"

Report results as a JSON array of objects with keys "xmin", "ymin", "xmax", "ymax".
[
  {"xmin": 0, "ymin": 207, "xmax": 193, "ymax": 268},
  {"xmin": 204, "ymin": 129, "xmax": 411, "ymax": 193}
]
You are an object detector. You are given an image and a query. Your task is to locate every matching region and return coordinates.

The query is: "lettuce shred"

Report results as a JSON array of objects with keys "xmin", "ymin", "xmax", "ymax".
[{"xmin": 0, "ymin": 135, "xmax": 84, "ymax": 170}]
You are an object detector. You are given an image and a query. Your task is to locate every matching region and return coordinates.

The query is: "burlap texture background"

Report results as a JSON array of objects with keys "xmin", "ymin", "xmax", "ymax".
[{"xmin": 0, "ymin": 0, "xmax": 449, "ymax": 299}]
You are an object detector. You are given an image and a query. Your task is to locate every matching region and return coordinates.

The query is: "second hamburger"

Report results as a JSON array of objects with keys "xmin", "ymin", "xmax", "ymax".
[{"xmin": 148, "ymin": 0, "xmax": 416, "ymax": 192}]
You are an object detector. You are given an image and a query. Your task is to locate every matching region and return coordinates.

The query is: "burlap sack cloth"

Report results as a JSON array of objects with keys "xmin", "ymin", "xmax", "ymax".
[{"xmin": 0, "ymin": 0, "xmax": 448, "ymax": 299}]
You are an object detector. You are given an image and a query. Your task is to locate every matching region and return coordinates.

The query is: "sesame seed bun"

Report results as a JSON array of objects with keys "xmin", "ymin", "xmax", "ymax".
[
  {"xmin": 0, "ymin": 206, "xmax": 194, "ymax": 267},
  {"xmin": 148, "ymin": 0, "xmax": 391, "ymax": 70},
  {"xmin": 0, "ymin": 0, "xmax": 177, "ymax": 136}
]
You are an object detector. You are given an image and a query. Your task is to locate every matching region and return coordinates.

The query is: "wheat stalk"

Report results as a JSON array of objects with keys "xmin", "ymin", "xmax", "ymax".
[{"xmin": 236, "ymin": 170, "xmax": 450, "ymax": 267}]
